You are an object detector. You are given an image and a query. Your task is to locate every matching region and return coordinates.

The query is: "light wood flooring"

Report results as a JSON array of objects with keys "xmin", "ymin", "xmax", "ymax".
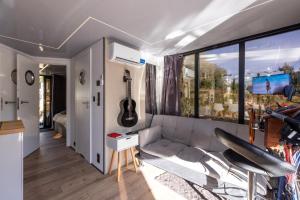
[{"xmin": 24, "ymin": 132, "xmax": 155, "ymax": 200}]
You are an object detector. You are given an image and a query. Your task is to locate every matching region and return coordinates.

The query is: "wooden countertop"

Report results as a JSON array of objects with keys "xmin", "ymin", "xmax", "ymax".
[{"xmin": 0, "ymin": 120, "xmax": 25, "ymax": 136}]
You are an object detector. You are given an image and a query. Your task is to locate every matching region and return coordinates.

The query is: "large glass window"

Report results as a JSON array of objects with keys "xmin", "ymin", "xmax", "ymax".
[
  {"xmin": 180, "ymin": 55, "xmax": 195, "ymax": 117},
  {"xmin": 199, "ymin": 45, "xmax": 239, "ymax": 121},
  {"xmin": 245, "ymin": 29, "xmax": 300, "ymax": 120}
]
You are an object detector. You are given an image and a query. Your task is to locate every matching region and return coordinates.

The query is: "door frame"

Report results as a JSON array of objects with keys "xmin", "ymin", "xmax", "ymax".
[{"xmin": 34, "ymin": 57, "xmax": 72, "ymax": 147}]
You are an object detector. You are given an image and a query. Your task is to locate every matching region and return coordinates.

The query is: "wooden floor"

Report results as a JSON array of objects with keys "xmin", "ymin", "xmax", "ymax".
[{"xmin": 24, "ymin": 132, "xmax": 155, "ymax": 200}]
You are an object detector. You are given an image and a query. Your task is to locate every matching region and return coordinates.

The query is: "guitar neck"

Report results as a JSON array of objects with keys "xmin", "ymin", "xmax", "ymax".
[{"xmin": 127, "ymin": 80, "xmax": 132, "ymax": 102}]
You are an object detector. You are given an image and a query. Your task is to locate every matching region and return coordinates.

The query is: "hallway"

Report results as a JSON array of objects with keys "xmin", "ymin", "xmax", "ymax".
[{"xmin": 24, "ymin": 132, "xmax": 155, "ymax": 200}]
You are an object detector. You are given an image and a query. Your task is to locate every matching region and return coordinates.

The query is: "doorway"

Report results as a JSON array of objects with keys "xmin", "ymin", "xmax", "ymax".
[{"xmin": 39, "ymin": 64, "xmax": 67, "ymax": 140}]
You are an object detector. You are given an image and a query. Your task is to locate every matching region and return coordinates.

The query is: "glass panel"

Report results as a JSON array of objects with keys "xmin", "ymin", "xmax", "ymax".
[
  {"xmin": 245, "ymin": 29, "xmax": 300, "ymax": 120},
  {"xmin": 199, "ymin": 45, "xmax": 239, "ymax": 121},
  {"xmin": 181, "ymin": 54, "xmax": 195, "ymax": 117}
]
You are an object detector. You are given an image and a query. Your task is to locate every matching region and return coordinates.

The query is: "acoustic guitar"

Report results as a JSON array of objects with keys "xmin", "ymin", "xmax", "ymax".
[{"xmin": 117, "ymin": 70, "xmax": 138, "ymax": 127}]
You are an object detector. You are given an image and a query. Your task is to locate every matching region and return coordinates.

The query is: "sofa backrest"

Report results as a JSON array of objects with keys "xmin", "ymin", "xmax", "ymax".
[{"xmin": 151, "ymin": 115, "xmax": 265, "ymax": 152}]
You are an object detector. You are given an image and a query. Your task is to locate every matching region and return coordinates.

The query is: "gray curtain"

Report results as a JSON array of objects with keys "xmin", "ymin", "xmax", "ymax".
[
  {"xmin": 145, "ymin": 63, "xmax": 157, "ymax": 114},
  {"xmin": 161, "ymin": 54, "xmax": 183, "ymax": 115}
]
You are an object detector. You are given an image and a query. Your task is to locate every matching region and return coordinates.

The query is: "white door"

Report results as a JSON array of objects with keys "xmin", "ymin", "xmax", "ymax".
[
  {"xmin": 91, "ymin": 40, "xmax": 104, "ymax": 171},
  {"xmin": 0, "ymin": 49, "xmax": 17, "ymax": 121},
  {"xmin": 75, "ymin": 49, "xmax": 91, "ymax": 161},
  {"xmin": 17, "ymin": 54, "xmax": 39, "ymax": 157}
]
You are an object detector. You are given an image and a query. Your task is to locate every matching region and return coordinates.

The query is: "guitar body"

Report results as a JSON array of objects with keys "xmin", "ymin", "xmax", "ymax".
[
  {"xmin": 118, "ymin": 98, "xmax": 138, "ymax": 127},
  {"xmin": 118, "ymin": 70, "xmax": 138, "ymax": 127}
]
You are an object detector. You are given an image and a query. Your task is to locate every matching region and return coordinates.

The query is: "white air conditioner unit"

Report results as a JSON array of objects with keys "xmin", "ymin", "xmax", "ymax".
[{"xmin": 109, "ymin": 42, "xmax": 145, "ymax": 67}]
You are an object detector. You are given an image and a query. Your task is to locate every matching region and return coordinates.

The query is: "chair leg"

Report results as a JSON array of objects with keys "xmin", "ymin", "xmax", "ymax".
[
  {"xmin": 125, "ymin": 149, "xmax": 128, "ymax": 169},
  {"xmin": 117, "ymin": 152, "xmax": 121, "ymax": 182},
  {"xmin": 108, "ymin": 150, "xmax": 115, "ymax": 175},
  {"xmin": 130, "ymin": 147, "xmax": 137, "ymax": 173}
]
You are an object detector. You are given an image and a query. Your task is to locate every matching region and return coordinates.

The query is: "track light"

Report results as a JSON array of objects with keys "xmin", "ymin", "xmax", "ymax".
[{"xmin": 39, "ymin": 44, "xmax": 44, "ymax": 52}]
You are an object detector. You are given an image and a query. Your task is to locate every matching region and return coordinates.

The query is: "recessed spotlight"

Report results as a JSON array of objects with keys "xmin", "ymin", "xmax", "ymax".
[{"xmin": 39, "ymin": 44, "xmax": 44, "ymax": 52}]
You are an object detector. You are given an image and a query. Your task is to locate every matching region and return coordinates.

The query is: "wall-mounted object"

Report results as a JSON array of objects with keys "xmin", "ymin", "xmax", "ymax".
[
  {"xmin": 117, "ymin": 70, "xmax": 138, "ymax": 127},
  {"xmin": 25, "ymin": 70, "xmax": 35, "ymax": 86},
  {"xmin": 79, "ymin": 70, "xmax": 86, "ymax": 85},
  {"xmin": 109, "ymin": 42, "xmax": 145, "ymax": 67},
  {"xmin": 11, "ymin": 69, "xmax": 17, "ymax": 85}
]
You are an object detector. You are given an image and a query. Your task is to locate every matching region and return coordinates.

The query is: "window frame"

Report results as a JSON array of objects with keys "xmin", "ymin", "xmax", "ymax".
[{"xmin": 179, "ymin": 23, "xmax": 300, "ymax": 124}]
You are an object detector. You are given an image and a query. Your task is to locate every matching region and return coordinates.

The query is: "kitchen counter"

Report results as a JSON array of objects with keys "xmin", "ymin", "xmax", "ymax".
[
  {"xmin": 0, "ymin": 120, "xmax": 25, "ymax": 135},
  {"xmin": 0, "ymin": 120, "xmax": 24, "ymax": 200}
]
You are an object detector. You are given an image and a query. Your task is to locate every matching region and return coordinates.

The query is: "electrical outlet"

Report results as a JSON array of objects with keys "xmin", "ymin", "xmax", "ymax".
[{"xmin": 97, "ymin": 153, "xmax": 100, "ymax": 163}]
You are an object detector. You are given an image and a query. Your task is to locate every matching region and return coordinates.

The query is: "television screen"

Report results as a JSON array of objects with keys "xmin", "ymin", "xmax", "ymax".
[{"xmin": 252, "ymin": 74, "xmax": 290, "ymax": 95}]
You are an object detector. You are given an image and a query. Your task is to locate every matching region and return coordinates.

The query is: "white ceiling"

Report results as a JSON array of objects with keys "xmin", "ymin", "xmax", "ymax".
[{"xmin": 0, "ymin": 0, "xmax": 299, "ymax": 58}]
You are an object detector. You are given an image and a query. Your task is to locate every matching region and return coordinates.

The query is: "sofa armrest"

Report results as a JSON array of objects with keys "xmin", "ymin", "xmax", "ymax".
[{"xmin": 139, "ymin": 126, "xmax": 162, "ymax": 148}]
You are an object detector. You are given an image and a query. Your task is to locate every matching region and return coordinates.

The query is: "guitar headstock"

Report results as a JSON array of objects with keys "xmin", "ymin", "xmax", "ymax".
[{"xmin": 123, "ymin": 69, "xmax": 132, "ymax": 82}]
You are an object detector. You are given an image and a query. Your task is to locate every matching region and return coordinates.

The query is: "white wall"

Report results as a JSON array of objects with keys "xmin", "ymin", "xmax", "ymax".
[{"xmin": 104, "ymin": 39, "xmax": 146, "ymax": 174}]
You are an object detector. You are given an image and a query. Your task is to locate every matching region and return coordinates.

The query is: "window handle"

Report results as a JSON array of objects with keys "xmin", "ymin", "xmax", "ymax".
[
  {"xmin": 0, "ymin": 97, "xmax": 3, "ymax": 111},
  {"xmin": 97, "ymin": 92, "xmax": 100, "ymax": 106},
  {"xmin": 20, "ymin": 100, "xmax": 29, "ymax": 104},
  {"xmin": 5, "ymin": 100, "xmax": 16, "ymax": 104}
]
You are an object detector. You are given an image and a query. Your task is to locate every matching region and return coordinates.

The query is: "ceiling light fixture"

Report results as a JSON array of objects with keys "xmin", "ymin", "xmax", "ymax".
[
  {"xmin": 165, "ymin": 30, "xmax": 185, "ymax": 40},
  {"xmin": 175, "ymin": 35, "xmax": 197, "ymax": 47},
  {"xmin": 39, "ymin": 44, "xmax": 44, "ymax": 52}
]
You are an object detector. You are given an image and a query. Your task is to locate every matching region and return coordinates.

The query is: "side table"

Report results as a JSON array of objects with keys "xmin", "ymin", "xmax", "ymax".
[{"xmin": 107, "ymin": 133, "xmax": 139, "ymax": 182}]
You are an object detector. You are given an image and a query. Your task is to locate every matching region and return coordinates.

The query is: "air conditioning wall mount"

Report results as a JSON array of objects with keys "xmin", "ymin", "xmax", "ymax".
[{"xmin": 109, "ymin": 42, "xmax": 145, "ymax": 67}]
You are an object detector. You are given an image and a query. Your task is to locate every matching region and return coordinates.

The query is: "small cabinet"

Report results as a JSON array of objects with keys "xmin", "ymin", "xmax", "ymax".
[{"xmin": 0, "ymin": 120, "xmax": 24, "ymax": 200}]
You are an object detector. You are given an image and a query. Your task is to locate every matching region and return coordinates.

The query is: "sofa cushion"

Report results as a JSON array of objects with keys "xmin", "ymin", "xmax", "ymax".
[
  {"xmin": 141, "ymin": 139, "xmax": 186, "ymax": 158},
  {"xmin": 173, "ymin": 117, "xmax": 195, "ymax": 145},
  {"xmin": 176, "ymin": 146, "xmax": 207, "ymax": 162},
  {"xmin": 172, "ymin": 147, "xmax": 229, "ymax": 179},
  {"xmin": 161, "ymin": 115, "xmax": 178, "ymax": 141},
  {"xmin": 151, "ymin": 115, "xmax": 164, "ymax": 127},
  {"xmin": 199, "ymin": 151, "xmax": 231, "ymax": 179},
  {"xmin": 190, "ymin": 119, "xmax": 215, "ymax": 150},
  {"xmin": 139, "ymin": 125, "xmax": 162, "ymax": 148},
  {"xmin": 208, "ymin": 120, "xmax": 238, "ymax": 152}
]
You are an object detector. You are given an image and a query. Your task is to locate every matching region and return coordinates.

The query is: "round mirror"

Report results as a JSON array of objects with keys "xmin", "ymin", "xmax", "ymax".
[
  {"xmin": 11, "ymin": 69, "xmax": 17, "ymax": 85},
  {"xmin": 25, "ymin": 70, "xmax": 35, "ymax": 86},
  {"xmin": 79, "ymin": 70, "xmax": 86, "ymax": 85}
]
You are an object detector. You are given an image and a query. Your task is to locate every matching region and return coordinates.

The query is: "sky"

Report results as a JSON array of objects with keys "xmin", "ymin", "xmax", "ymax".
[{"xmin": 200, "ymin": 29, "xmax": 300, "ymax": 77}]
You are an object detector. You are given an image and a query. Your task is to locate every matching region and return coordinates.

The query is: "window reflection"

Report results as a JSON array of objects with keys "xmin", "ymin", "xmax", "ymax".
[
  {"xmin": 245, "ymin": 29, "xmax": 300, "ymax": 120},
  {"xmin": 181, "ymin": 55, "xmax": 195, "ymax": 117},
  {"xmin": 199, "ymin": 45, "xmax": 239, "ymax": 121}
]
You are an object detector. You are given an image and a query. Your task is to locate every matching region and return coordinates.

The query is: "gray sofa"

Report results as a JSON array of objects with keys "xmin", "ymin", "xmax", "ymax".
[{"xmin": 139, "ymin": 115, "xmax": 267, "ymax": 199}]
